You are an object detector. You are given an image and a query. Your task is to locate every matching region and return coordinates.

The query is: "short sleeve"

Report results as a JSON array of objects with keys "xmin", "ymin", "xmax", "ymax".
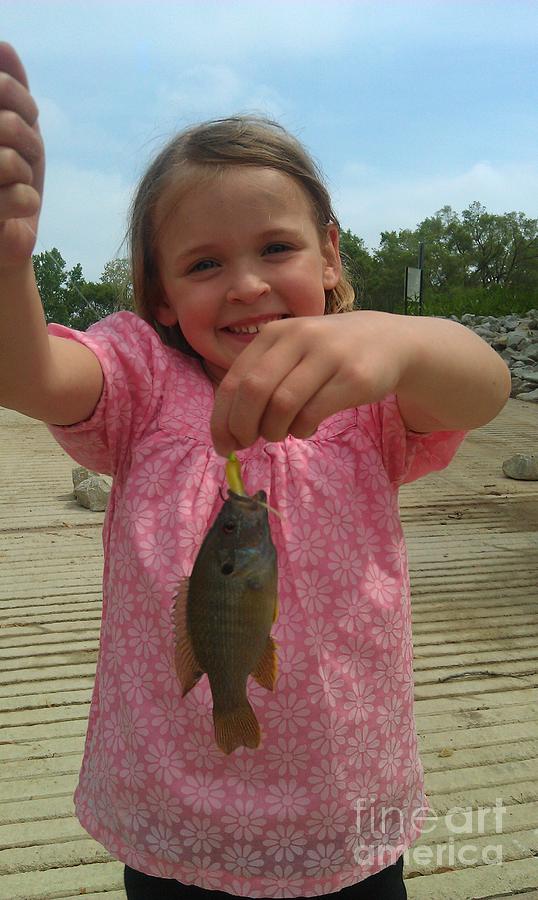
[
  {"xmin": 358, "ymin": 393, "xmax": 467, "ymax": 488},
  {"xmin": 46, "ymin": 312, "xmax": 170, "ymax": 476}
]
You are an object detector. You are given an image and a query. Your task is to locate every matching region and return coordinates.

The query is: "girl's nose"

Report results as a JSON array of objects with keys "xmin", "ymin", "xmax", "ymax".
[{"xmin": 225, "ymin": 269, "xmax": 270, "ymax": 304}]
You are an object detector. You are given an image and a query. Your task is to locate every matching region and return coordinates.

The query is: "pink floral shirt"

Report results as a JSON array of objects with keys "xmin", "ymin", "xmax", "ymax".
[{"xmin": 47, "ymin": 312, "xmax": 466, "ymax": 896}]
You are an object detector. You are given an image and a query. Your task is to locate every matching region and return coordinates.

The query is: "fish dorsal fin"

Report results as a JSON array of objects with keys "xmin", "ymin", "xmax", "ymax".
[
  {"xmin": 172, "ymin": 577, "xmax": 204, "ymax": 696},
  {"xmin": 251, "ymin": 635, "xmax": 278, "ymax": 691}
]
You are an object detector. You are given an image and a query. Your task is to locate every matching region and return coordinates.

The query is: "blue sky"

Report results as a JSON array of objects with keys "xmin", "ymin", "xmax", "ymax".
[{"xmin": 3, "ymin": 0, "xmax": 538, "ymax": 280}]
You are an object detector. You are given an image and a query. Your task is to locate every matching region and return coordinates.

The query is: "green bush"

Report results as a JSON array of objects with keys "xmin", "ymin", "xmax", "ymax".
[{"xmin": 422, "ymin": 286, "xmax": 538, "ymax": 319}]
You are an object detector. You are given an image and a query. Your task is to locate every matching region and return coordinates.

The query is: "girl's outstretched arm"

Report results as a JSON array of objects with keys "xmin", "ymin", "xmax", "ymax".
[
  {"xmin": 210, "ymin": 310, "xmax": 511, "ymax": 455},
  {"xmin": 0, "ymin": 43, "xmax": 103, "ymax": 425},
  {"xmin": 387, "ymin": 313, "xmax": 512, "ymax": 433}
]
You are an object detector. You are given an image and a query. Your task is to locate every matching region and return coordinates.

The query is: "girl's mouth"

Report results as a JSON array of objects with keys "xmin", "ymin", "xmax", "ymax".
[{"xmin": 222, "ymin": 314, "xmax": 290, "ymax": 339}]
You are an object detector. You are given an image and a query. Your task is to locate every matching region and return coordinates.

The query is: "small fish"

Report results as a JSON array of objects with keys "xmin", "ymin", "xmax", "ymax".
[{"xmin": 173, "ymin": 478, "xmax": 278, "ymax": 754}]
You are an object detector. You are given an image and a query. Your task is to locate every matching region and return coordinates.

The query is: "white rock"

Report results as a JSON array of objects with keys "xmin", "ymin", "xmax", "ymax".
[
  {"xmin": 502, "ymin": 454, "xmax": 538, "ymax": 480},
  {"xmin": 74, "ymin": 475, "xmax": 112, "ymax": 511},
  {"xmin": 72, "ymin": 466, "xmax": 96, "ymax": 489}
]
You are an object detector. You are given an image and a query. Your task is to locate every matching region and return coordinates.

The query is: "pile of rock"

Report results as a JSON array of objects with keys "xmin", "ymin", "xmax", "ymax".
[
  {"xmin": 449, "ymin": 308, "xmax": 538, "ymax": 479},
  {"xmin": 449, "ymin": 308, "xmax": 538, "ymax": 402}
]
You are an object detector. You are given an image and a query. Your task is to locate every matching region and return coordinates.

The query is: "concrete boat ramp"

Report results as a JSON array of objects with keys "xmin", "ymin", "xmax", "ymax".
[{"xmin": 0, "ymin": 401, "xmax": 537, "ymax": 899}]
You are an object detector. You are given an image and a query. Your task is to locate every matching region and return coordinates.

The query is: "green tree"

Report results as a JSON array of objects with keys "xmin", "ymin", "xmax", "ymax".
[
  {"xmin": 338, "ymin": 229, "xmax": 373, "ymax": 308},
  {"xmin": 100, "ymin": 257, "xmax": 133, "ymax": 311},
  {"xmin": 361, "ymin": 202, "xmax": 538, "ymax": 316},
  {"xmin": 33, "ymin": 248, "xmax": 120, "ymax": 329},
  {"xmin": 68, "ymin": 282, "xmax": 119, "ymax": 331},
  {"xmin": 33, "ymin": 247, "xmax": 69, "ymax": 323},
  {"xmin": 368, "ymin": 229, "xmax": 417, "ymax": 313},
  {"xmin": 455, "ymin": 202, "xmax": 538, "ymax": 289}
]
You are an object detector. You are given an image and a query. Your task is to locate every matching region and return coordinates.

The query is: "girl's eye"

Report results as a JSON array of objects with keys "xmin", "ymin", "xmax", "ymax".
[
  {"xmin": 190, "ymin": 259, "xmax": 217, "ymax": 273},
  {"xmin": 264, "ymin": 243, "xmax": 291, "ymax": 255}
]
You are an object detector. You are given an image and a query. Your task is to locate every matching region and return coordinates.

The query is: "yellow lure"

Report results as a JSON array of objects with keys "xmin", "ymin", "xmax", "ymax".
[{"xmin": 225, "ymin": 453, "xmax": 247, "ymax": 496}]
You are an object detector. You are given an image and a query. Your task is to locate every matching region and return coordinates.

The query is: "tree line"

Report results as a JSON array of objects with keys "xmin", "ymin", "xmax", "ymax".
[{"xmin": 34, "ymin": 201, "xmax": 538, "ymax": 330}]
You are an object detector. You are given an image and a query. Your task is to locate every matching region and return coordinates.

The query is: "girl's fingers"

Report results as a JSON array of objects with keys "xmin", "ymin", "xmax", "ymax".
[
  {"xmin": 211, "ymin": 318, "xmax": 341, "ymax": 454},
  {"xmin": 213, "ymin": 337, "xmax": 296, "ymax": 453},
  {"xmin": 286, "ymin": 374, "xmax": 358, "ymax": 439},
  {"xmin": 0, "ymin": 183, "xmax": 40, "ymax": 220},
  {"xmin": 0, "ymin": 109, "xmax": 43, "ymax": 167},
  {"xmin": 0, "ymin": 45, "xmax": 43, "ymax": 264},
  {"xmin": 0, "ymin": 146, "xmax": 33, "ymax": 187},
  {"xmin": 0, "ymin": 45, "xmax": 43, "ymax": 183},
  {"xmin": 0, "ymin": 43, "xmax": 32, "ymax": 93},
  {"xmin": 0, "ymin": 69, "xmax": 39, "ymax": 126},
  {"xmin": 257, "ymin": 355, "xmax": 336, "ymax": 443}
]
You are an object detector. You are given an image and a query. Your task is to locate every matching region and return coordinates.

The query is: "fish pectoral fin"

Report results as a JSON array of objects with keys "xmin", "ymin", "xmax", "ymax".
[
  {"xmin": 172, "ymin": 577, "xmax": 204, "ymax": 696},
  {"xmin": 214, "ymin": 703, "xmax": 260, "ymax": 754},
  {"xmin": 273, "ymin": 593, "xmax": 279, "ymax": 624},
  {"xmin": 251, "ymin": 635, "xmax": 278, "ymax": 691}
]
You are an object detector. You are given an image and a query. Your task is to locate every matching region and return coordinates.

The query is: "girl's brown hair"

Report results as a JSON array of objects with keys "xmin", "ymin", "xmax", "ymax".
[{"xmin": 128, "ymin": 116, "xmax": 355, "ymax": 355}]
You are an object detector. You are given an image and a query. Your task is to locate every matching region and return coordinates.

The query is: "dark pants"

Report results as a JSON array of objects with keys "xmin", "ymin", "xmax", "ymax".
[{"xmin": 124, "ymin": 857, "xmax": 407, "ymax": 900}]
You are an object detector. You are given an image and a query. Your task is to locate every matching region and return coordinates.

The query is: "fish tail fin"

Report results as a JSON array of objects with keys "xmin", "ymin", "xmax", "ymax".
[{"xmin": 214, "ymin": 703, "xmax": 261, "ymax": 754}]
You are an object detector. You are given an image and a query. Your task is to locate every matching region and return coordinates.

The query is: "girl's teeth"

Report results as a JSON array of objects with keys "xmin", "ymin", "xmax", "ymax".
[
  {"xmin": 227, "ymin": 316, "xmax": 284, "ymax": 335},
  {"xmin": 230, "ymin": 325, "xmax": 260, "ymax": 334}
]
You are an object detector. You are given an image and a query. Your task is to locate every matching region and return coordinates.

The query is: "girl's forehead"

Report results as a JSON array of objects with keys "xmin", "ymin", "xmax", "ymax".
[{"xmin": 155, "ymin": 165, "xmax": 316, "ymax": 231}]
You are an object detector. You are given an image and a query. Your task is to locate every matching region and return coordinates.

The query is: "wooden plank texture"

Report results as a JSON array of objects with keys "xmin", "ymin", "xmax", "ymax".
[{"xmin": 1, "ymin": 401, "xmax": 538, "ymax": 899}]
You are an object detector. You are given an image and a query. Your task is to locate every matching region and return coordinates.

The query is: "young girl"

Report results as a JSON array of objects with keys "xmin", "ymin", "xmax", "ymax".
[{"xmin": 0, "ymin": 43, "xmax": 510, "ymax": 900}]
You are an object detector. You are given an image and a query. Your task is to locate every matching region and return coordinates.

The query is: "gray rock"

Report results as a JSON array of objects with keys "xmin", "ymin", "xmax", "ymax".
[
  {"xmin": 512, "ymin": 367, "xmax": 538, "ymax": 385},
  {"xmin": 502, "ymin": 453, "xmax": 538, "ymax": 480},
  {"xmin": 515, "ymin": 387, "xmax": 538, "ymax": 402},
  {"xmin": 505, "ymin": 315, "xmax": 523, "ymax": 329},
  {"xmin": 474, "ymin": 326, "xmax": 496, "ymax": 341},
  {"xmin": 509, "ymin": 377, "xmax": 531, "ymax": 395},
  {"xmin": 72, "ymin": 466, "xmax": 96, "ymax": 489},
  {"xmin": 522, "ymin": 343, "xmax": 538, "ymax": 362},
  {"xmin": 506, "ymin": 331, "xmax": 529, "ymax": 349},
  {"xmin": 74, "ymin": 475, "xmax": 112, "ymax": 511}
]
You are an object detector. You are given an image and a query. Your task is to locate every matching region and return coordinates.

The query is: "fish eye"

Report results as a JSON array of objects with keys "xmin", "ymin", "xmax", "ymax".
[{"xmin": 222, "ymin": 520, "xmax": 235, "ymax": 533}]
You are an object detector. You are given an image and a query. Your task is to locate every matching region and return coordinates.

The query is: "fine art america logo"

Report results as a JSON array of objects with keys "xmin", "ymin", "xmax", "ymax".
[{"xmin": 354, "ymin": 798, "xmax": 506, "ymax": 869}]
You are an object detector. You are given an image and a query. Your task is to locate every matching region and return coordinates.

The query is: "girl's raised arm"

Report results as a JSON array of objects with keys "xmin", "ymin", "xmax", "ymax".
[{"xmin": 0, "ymin": 43, "xmax": 103, "ymax": 425}]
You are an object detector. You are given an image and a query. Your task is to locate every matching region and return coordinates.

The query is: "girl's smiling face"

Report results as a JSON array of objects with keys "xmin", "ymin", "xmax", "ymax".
[{"xmin": 154, "ymin": 166, "xmax": 341, "ymax": 383}]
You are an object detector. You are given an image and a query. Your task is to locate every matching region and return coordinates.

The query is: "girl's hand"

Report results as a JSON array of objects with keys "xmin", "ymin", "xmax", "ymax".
[
  {"xmin": 210, "ymin": 311, "xmax": 413, "ymax": 457},
  {"xmin": 0, "ymin": 43, "xmax": 44, "ymax": 270}
]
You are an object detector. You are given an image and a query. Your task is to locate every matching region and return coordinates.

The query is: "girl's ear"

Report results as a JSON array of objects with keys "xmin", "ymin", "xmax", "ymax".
[
  {"xmin": 154, "ymin": 298, "xmax": 179, "ymax": 327},
  {"xmin": 322, "ymin": 223, "xmax": 342, "ymax": 290}
]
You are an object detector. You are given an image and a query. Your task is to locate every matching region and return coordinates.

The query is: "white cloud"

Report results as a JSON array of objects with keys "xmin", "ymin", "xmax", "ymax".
[
  {"xmin": 158, "ymin": 65, "xmax": 244, "ymax": 119},
  {"xmin": 156, "ymin": 65, "xmax": 289, "ymax": 127},
  {"xmin": 334, "ymin": 160, "xmax": 538, "ymax": 250},
  {"xmin": 36, "ymin": 93, "xmax": 126, "ymax": 163},
  {"xmin": 37, "ymin": 162, "xmax": 132, "ymax": 280}
]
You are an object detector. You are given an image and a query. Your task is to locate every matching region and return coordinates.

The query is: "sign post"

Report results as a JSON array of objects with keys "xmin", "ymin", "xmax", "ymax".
[{"xmin": 404, "ymin": 242, "xmax": 425, "ymax": 315}]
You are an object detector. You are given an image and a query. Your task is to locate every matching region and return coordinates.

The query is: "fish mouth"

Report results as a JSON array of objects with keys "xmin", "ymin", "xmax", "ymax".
[{"xmin": 228, "ymin": 489, "xmax": 267, "ymax": 506}]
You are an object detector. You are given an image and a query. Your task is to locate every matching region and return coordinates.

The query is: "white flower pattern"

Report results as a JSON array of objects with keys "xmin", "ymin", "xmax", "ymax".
[{"xmin": 47, "ymin": 312, "xmax": 466, "ymax": 896}]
